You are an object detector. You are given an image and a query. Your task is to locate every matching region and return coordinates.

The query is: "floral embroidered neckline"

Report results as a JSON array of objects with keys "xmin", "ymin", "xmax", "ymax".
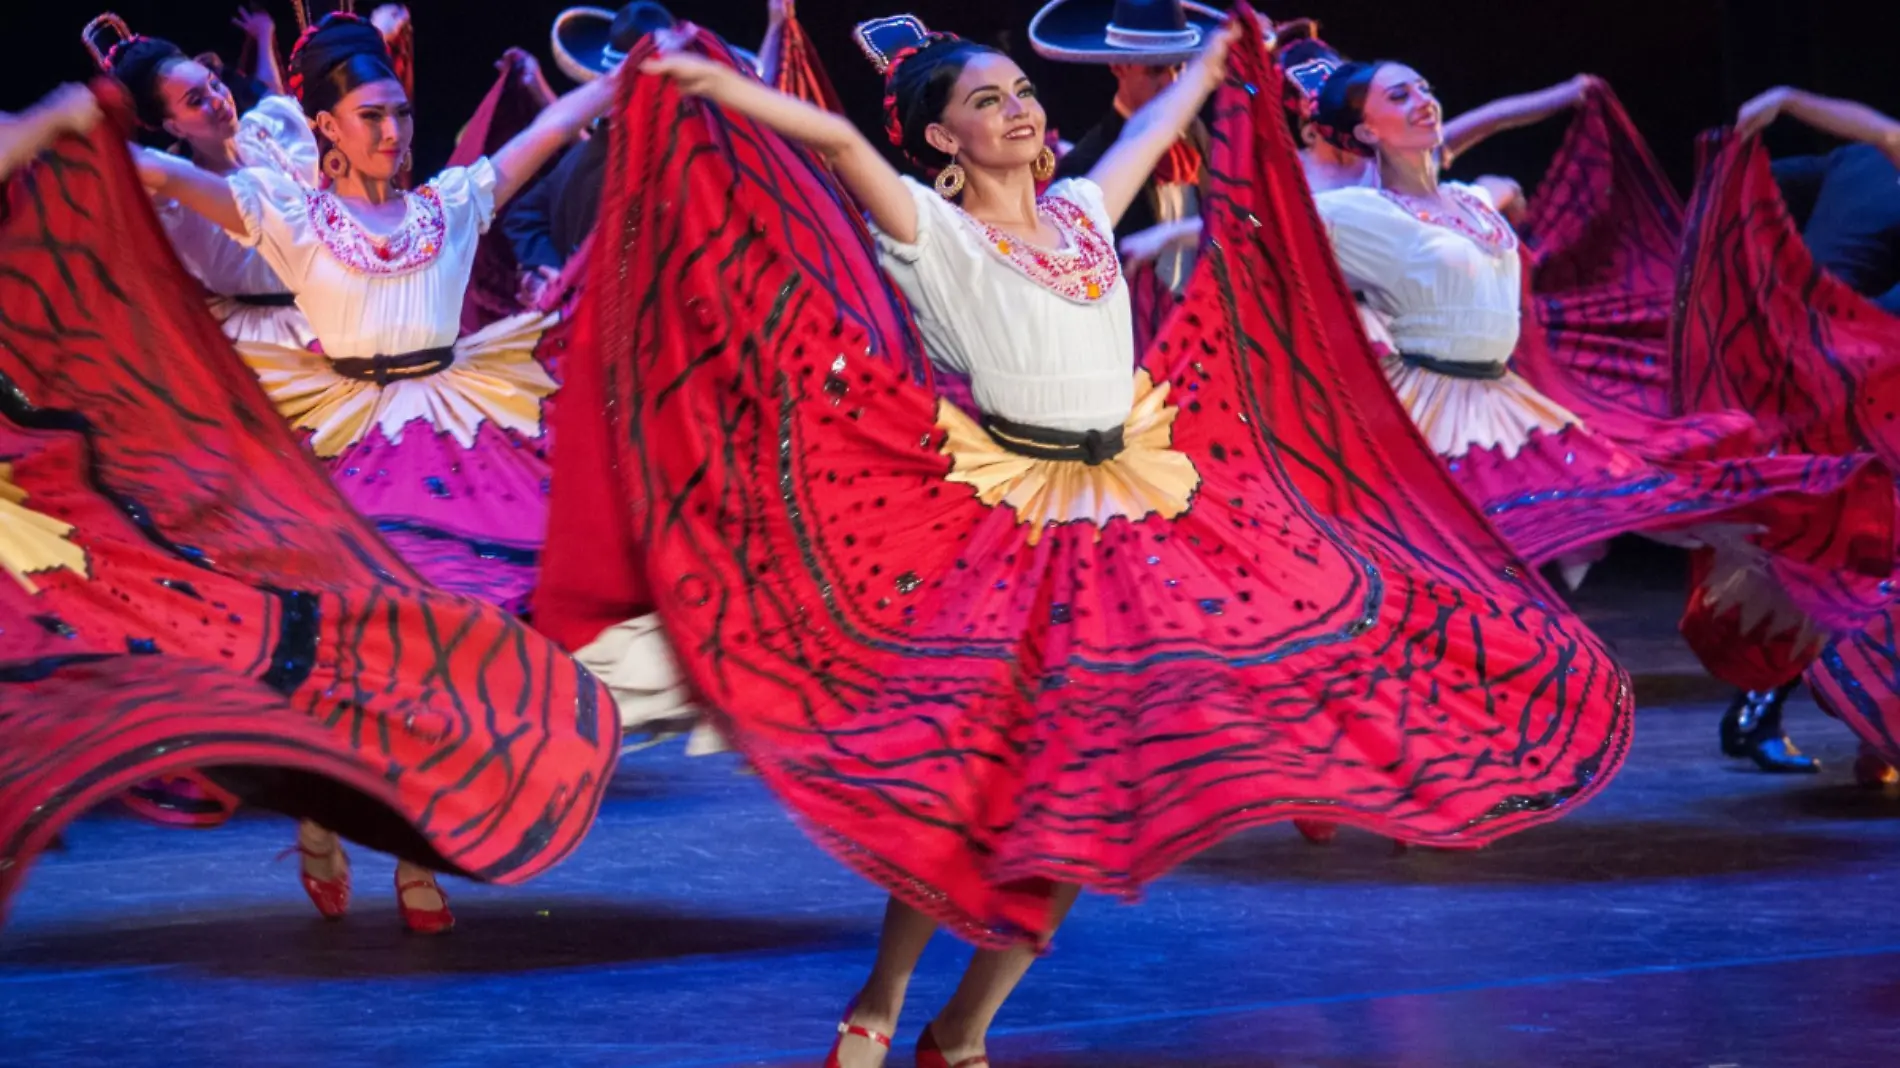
[
  {"xmin": 1380, "ymin": 185, "xmax": 1519, "ymax": 258},
  {"xmin": 954, "ymin": 196, "xmax": 1122, "ymax": 304},
  {"xmin": 304, "ymin": 184, "xmax": 447, "ymax": 277}
]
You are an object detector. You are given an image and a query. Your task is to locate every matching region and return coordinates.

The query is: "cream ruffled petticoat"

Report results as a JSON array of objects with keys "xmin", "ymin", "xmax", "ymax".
[
  {"xmin": 1369, "ymin": 309, "xmax": 1599, "ymax": 586},
  {"xmin": 936, "ymin": 370, "xmax": 1200, "ymax": 543},
  {"xmin": 235, "ymin": 310, "xmax": 560, "ymax": 458},
  {"xmin": 0, "ymin": 464, "xmax": 88, "ymax": 594},
  {"xmin": 574, "ymin": 616, "xmax": 723, "ymax": 754},
  {"xmin": 1381, "ymin": 353, "xmax": 1585, "ymax": 461},
  {"xmin": 209, "ymin": 297, "xmax": 317, "ymax": 353}
]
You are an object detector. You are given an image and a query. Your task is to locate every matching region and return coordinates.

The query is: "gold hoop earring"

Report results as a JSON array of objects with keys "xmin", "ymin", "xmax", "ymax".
[
  {"xmin": 398, "ymin": 149, "xmax": 412, "ymax": 174},
  {"xmin": 934, "ymin": 161, "xmax": 966, "ymax": 200},
  {"xmin": 1032, "ymin": 145, "xmax": 1057, "ymax": 182},
  {"xmin": 322, "ymin": 147, "xmax": 350, "ymax": 181}
]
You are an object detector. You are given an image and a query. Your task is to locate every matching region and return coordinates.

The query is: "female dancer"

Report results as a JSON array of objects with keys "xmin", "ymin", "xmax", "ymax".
[
  {"xmin": 131, "ymin": 12, "xmax": 618, "ymax": 915},
  {"xmin": 1281, "ymin": 24, "xmax": 1590, "ymax": 203},
  {"xmin": 1312, "ymin": 60, "xmax": 1891, "ymax": 645},
  {"xmin": 92, "ymin": 17, "xmax": 319, "ymax": 359},
  {"xmin": 622, "ymin": 10, "xmax": 1631, "ymax": 1064},
  {"xmin": 136, "ymin": 14, "xmax": 620, "ymax": 614},
  {"xmin": 0, "ymin": 85, "xmax": 617, "ymax": 930}
]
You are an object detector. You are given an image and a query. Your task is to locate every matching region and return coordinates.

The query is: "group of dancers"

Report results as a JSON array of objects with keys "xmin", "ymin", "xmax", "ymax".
[{"xmin": 4, "ymin": 0, "xmax": 1900, "ymax": 1063}]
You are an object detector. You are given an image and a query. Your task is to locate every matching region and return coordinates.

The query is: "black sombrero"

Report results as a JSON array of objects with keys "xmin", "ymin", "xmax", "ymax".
[
  {"xmin": 550, "ymin": 3, "xmax": 730, "ymax": 84},
  {"xmin": 1028, "ymin": 0, "xmax": 1223, "ymax": 66}
]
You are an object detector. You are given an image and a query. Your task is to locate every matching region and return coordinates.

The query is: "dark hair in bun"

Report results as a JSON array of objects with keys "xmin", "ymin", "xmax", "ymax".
[
  {"xmin": 107, "ymin": 36, "xmax": 189, "ymax": 130},
  {"xmin": 290, "ymin": 14, "xmax": 400, "ymax": 118},
  {"xmin": 1313, "ymin": 60, "xmax": 1390, "ymax": 157},
  {"xmin": 885, "ymin": 36, "xmax": 1004, "ymax": 171}
]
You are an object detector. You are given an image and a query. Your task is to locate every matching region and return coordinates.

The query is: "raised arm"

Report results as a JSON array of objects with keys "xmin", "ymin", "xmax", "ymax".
[
  {"xmin": 0, "ymin": 85, "xmax": 101, "ymax": 180},
  {"xmin": 488, "ymin": 66, "xmax": 621, "ymax": 210},
  {"xmin": 643, "ymin": 52, "xmax": 919, "ymax": 243},
  {"xmin": 134, "ymin": 147, "xmax": 246, "ymax": 235},
  {"xmin": 500, "ymin": 47, "xmax": 559, "ymax": 111},
  {"xmin": 1738, "ymin": 87, "xmax": 1900, "ymax": 168},
  {"xmin": 233, "ymin": 7, "xmax": 284, "ymax": 98},
  {"xmin": 758, "ymin": 0, "xmax": 792, "ymax": 87},
  {"xmin": 1086, "ymin": 19, "xmax": 1239, "ymax": 228},
  {"xmin": 1441, "ymin": 75, "xmax": 1594, "ymax": 165}
]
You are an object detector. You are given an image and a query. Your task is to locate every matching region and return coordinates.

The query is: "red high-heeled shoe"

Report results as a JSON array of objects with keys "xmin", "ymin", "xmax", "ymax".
[
  {"xmin": 823, "ymin": 1001, "xmax": 892, "ymax": 1068},
  {"xmin": 396, "ymin": 873, "xmax": 455, "ymax": 935},
  {"xmin": 916, "ymin": 1024, "xmax": 990, "ymax": 1068},
  {"xmin": 279, "ymin": 840, "xmax": 351, "ymax": 919}
]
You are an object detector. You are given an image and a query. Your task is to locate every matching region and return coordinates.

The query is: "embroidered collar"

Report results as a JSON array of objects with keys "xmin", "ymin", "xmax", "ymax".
[
  {"xmin": 304, "ymin": 185, "xmax": 447, "ymax": 277},
  {"xmin": 956, "ymin": 195, "xmax": 1122, "ymax": 304},
  {"xmin": 1380, "ymin": 185, "xmax": 1519, "ymax": 258}
]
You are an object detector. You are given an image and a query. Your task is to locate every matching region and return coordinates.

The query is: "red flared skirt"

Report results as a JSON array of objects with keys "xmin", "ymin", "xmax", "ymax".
[
  {"xmin": 1435, "ymin": 83, "xmax": 1894, "ymax": 690},
  {"xmin": 1672, "ymin": 128, "xmax": 1900, "ymax": 731},
  {"xmin": 581, "ymin": 23, "xmax": 1633, "ymax": 946},
  {"xmin": 0, "ymin": 99, "xmax": 619, "ymax": 921}
]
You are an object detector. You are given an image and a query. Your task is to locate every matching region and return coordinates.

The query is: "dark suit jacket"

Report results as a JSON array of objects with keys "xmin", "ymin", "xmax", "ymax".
[
  {"xmin": 502, "ymin": 128, "xmax": 610, "ymax": 272},
  {"xmin": 1055, "ymin": 107, "xmax": 1210, "ymax": 242},
  {"xmin": 1773, "ymin": 143, "xmax": 1900, "ymax": 314}
]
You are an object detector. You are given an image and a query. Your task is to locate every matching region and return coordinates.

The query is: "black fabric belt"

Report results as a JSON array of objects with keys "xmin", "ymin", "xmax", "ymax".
[
  {"xmin": 230, "ymin": 292, "xmax": 298, "ymax": 307},
  {"xmin": 1399, "ymin": 352, "xmax": 1509, "ymax": 380},
  {"xmin": 330, "ymin": 347, "xmax": 456, "ymax": 385},
  {"xmin": 981, "ymin": 413, "xmax": 1126, "ymax": 466}
]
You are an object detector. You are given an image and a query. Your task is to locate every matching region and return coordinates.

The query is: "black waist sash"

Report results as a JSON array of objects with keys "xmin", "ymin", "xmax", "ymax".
[
  {"xmin": 330, "ymin": 347, "xmax": 456, "ymax": 385},
  {"xmin": 230, "ymin": 292, "xmax": 299, "ymax": 307},
  {"xmin": 980, "ymin": 413, "xmax": 1126, "ymax": 466},
  {"xmin": 1399, "ymin": 352, "xmax": 1509, "ymax": 380}
]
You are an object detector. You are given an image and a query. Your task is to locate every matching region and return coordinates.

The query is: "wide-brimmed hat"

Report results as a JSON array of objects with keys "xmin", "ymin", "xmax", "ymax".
[
  {"xmin": 551, "ymin": 3, "xmax": 680, "ymax": 83},
  {"xmin": 1028, "ymin": 0, "xmax": 1223, "ymax": 66}
]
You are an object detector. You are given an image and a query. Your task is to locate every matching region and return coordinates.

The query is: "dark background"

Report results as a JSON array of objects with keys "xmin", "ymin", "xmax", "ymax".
[{"xmin": 4, "ymin": 0, "xmax": 1898, "ymax": 190}]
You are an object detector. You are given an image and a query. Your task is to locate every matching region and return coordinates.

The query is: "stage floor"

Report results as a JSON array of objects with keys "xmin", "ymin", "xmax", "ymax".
[{"xmin": 6, "ymin": 550, "xmax": 1900, "ymax": 1067}]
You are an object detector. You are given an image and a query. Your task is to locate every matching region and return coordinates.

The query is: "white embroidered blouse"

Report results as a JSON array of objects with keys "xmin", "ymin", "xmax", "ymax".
[
  {"xmin": 873, "ymin": 176, "xmax": 1133, "ymax": 434},
  {"xmin": 156, "ymin": 95, "xmax": 316, "ymax": 299},
  {"xmin": 1316, "ymin": 181, "xmax": 1523, "ymax": 367},
  {"xmin": 223, "ymin": 157, "xmax": 500, "ymax": 358}
]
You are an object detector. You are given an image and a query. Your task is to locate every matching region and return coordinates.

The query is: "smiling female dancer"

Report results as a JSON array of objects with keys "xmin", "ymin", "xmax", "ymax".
[
  {"xmin": 135, "ymin": 14, "xmax": 620, "ymax": 614},
  {"xmin": 602, "ymin": 8, "xmax": 1634, "ymax": 1063}
]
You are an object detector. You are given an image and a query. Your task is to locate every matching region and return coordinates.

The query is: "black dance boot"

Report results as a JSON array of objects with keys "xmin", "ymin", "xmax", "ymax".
[{"xmin": 1719, "ymin": 684, "xmax": 1819, "ymax": 773}]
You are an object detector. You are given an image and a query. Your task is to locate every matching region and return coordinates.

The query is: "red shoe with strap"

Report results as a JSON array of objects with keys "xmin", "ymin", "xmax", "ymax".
[
  {"xmin": 916, "ymin": 1024, "xmax": 990, "ymax": 1068},
  {"xmin": 823, "ymin": 1001, "xmax": 892, "ymax": 1068},
  {"xmin": 278, "ymin": 840, "xmax": 351, "ymax": 920},
  {"xmin": 396, "ymin": 873, "xmax": 455, "ymax": 935}
]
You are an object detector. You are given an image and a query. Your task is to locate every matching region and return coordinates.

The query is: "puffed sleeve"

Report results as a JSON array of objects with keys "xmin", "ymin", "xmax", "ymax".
[
  {"xmin": 234, "ymin": 95, "xmax": 319, "ymax": 185},
  {"xmin": 1454, "ymin": 180, "xmax": 1497, "ymax": 210},
  {"xmin": 868, "ymin": 177, "xmax": 994, "ymax": 375},
  {"xmin": 224, "ymin": 165, "xmax": 321, "ymax": 291},
  {"xmin": 429, "ymin": 156, "xmax": 501, "ymax": 235},
  {"xmin": 1314, "ymin": 187, "xmax": 1407, "ymax": 299},
  {"xmin": 1041, "ymin": 176, "xmax": 1115, "ymax": 237}
]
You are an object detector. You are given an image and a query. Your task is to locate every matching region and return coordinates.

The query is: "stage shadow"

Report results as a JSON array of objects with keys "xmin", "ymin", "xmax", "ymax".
[
  {"xmin": 1179, "ymin": 819, "xmax": 1876, "ymax": 886},
  {"xmin": 0, "ymin": 900, "xmax": 867, "ymax": 979},
  {"xmin": 973, "ymin": 1051, "xmax": 1375, "ymax": 1068},
  {"xmin": 1621, "ymin": 670, "xmax": 1735, "ymax": 704},
  {"xmin": 1703, "ymin": 782, "xmax": 1900, "ymax": 822}
]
